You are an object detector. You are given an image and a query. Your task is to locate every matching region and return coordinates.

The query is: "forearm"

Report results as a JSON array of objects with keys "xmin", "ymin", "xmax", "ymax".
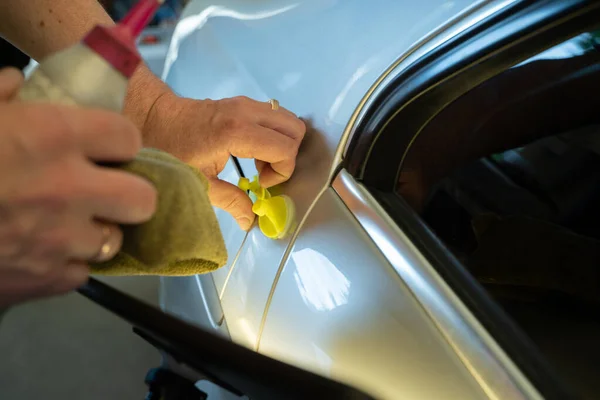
[
  {"xmin": 0, "ymin": 0, "xmax": 171, "ymax": 133},
  {"xmin": 0, "ymin": 0, "xmax": 112, "ymax": 60}
]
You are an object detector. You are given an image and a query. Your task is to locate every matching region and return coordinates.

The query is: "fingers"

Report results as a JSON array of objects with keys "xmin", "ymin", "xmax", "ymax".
[
  {"xmin": 257, "ymin": 106, "xmax": 305, "ymax": 186},
  {"xmin": 208, "ymin": 178, "xmax": 255, "ymax": 230},
  {"xmin": 0, "ymin": 67, "xmax": 24, "ymax": 101},
  {"xmin": 88, "ymin": 224, "xmax": 122, "ymax": 263},
  {"xmin": 257, "ymin": 104, "xmax": 306, "ymax": 142},
  {"xmin": 258, "ymin": 99, "xmax": 298, "ymax": 118},
  {"xmin": 83, "ymin": 166, "xmax": 158, "ymax": 224},
  {"xmin": 263, "ymin": 155, "xmax": 296, "ymax": 188},
  {"xmin": 70, "ymin": 222, "xmax": 123, "ymax": 262},
  {"xmin": 50, "ymin": 104, "xmax": 142, "ymax": 161},
  {"xmin": 4, "ymin": 103, "xmax": 141, "ymax": 163},
  {"xmin": 0, "ymin": 219, "xmax": 116, "ymax": 308},
  {"xmin": 255, "ymin": 160, "xmax": 291, "ymax": 188},
  {"xmin": 229, "ymin": 125, "xmax": 298, "ymax": 182},
  {"xmin": 237, "ymin": 98, "xmax": 305, "ymax": 187}
]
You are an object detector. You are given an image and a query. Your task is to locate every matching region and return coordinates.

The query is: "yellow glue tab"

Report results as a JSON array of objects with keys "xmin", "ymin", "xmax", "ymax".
[{"xmin": 238, "ymin": 176, "xmax": 296, "ymax": 239}]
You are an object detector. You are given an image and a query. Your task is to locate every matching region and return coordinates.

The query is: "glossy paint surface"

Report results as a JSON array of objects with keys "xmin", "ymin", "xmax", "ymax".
[
  {"xmin": 331, "ymin": 171, "xmax": 539, "ymax": 399},
  {"xmin": 161, "ymin": 0, "xmax": 480, "ymax": 338},
  {"xmin": 258, "ymin": 188, "xmax": 486, "ymax": 399},
  {"xmin": 156, "ymin": 0, "xmax": 522, "ymax": 398}
]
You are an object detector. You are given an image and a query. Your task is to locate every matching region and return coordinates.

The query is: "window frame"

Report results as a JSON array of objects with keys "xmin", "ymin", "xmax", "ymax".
[{"xmin": 343, "ymin": 0, "xmax": 600, "ymax": 398}]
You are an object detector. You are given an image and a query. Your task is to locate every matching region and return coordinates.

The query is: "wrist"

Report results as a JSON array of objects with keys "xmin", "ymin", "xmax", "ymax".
[
  {"xmin": 123, "ymin": 64, "xmax": 172, "ymax": 139},
  {"xmin": 139, "ymin": 86, "xmax": 180, "ymax": 150}
]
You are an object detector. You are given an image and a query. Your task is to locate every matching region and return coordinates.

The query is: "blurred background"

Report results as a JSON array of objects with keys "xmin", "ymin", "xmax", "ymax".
[
  {"xmin": 100, "ymin": 0, "xmax": 187, "ymax": 24},
  {"xmin": 1, "ymin": 0, "xmax": 188, "ymax": 75}
]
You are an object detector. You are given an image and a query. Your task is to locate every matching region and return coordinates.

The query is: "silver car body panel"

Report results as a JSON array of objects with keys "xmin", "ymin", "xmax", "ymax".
[
  {"xmin": 330, "ymin": 170, "xmax": 541, "ymax": 399},
  {"xmin": 258, "ymin": 185, "xmax": 487, "ymax": 399},
  {"xmin": 159, "ymin": 0, "xmax": 539, "ymax": 398}
]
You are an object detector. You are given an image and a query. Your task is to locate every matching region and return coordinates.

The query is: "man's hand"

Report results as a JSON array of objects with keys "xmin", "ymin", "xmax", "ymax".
[
  {"xmin": 142, "ymin": 92, "xmax": 306, "ymax": 231},
  {"xmin": 0, "ymin": 68, "xmax": 157, "ymax": 308}
]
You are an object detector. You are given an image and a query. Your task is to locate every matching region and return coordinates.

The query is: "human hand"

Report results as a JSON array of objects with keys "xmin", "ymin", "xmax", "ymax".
[
  {"xmin": 142, "ymin": 93, "xmax": 306, "ymax": 230},
  {"xmin": 0, "ymin": 68, "xmax": 157, "ymax": 308}
]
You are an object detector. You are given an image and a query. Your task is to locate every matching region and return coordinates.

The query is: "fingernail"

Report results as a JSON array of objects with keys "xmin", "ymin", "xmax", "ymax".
[{"xmin": 238, "ymin": 217, "xmax": 253, "ymax": 231}]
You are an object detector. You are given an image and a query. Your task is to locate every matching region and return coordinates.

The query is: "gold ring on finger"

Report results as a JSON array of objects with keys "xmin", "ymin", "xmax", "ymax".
[
  {"xmin": 91, "ymin": 225, "xmax": 114, "ymax": 262},
  {"xmin": 268, "ymin": 99, "xmax": 280, "ymax": 111}
]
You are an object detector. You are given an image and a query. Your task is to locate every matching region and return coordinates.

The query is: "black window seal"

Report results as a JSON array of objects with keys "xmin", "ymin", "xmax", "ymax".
[
  {"xmin": 346, "ymin": 0, "xmax": 600, "ymax": 186},
  {"xmin": 344, "ymin": 1, "xmax": 600, "ymax": 399}
]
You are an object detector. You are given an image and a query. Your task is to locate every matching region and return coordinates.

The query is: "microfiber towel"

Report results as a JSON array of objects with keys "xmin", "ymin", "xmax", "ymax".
[{"xmin": 91, "ymin": 148, "xmax": 227, "ymax": 276}]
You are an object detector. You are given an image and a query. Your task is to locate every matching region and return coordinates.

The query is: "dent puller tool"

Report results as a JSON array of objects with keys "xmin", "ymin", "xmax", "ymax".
[{"xmin": 238, "ymin": 176, "xmax": 296, "ymax": 239}]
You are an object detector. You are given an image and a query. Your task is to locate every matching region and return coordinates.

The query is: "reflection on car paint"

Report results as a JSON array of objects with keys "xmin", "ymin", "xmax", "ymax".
[
  {"xmin": 311, "ymin": 343, "xmax": 333, "ymax": 373},
  {"xmin": 238, "ymin": 317, "xmax": 259, "ymax": 346},
  {"xmin": 259, "ymin": 189, "xmax": 488, "ymax": 399},
  {"xmin": 220, "ymin": 229, "xmax": 290, "ymax": 349},
  {"xmin": 292, "ymin": 248, "xmax": 350, "ymax": 312},
  {"xmin": 327, "ymin": 63, "xmax": 373, "ymax": 123},
  {"xmin": 277, "ymin": 71, "xmax": 302, "ymax": 92},
  {"xmin": 163, "ymin": 3, "xmax": 299, "ymax": 80}
]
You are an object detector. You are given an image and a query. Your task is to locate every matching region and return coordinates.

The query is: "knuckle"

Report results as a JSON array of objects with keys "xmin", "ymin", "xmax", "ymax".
[
  {"xmin": 286, "ymin": 140, "xmax": 299, "ymax": 157},
  {"xmin": 296, "ymin": 119, "xmax": 307, "ymax": 138},
  {"xmin": 222, "ymin": 195, "xmax": 242, "ymax": 213},
  {"xmin": 227, "ymin": 96, "xmax": 254, "ymax": 114},
  {"xmin": 233, "ymin": 95, "xmax": 251, "ymax": 104},
  {"xmin": 220, "ymin": 115, "xmax": 244, "ymax": 134}
]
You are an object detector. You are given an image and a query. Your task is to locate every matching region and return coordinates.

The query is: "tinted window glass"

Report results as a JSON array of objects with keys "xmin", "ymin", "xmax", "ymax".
[{"xmin": 394, "ymin": 31, "xmax": 600, "ymax": 397}]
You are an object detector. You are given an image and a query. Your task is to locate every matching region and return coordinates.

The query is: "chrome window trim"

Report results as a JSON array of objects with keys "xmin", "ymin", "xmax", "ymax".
[
  {"xmin": 333, "ymin": 169, "xmax": 542, "ymax": 400},
  {"xmin": 259, "ymin": 0, "xmax": 521, "ymax": 349},
  {"xmin": 333, "ymin": 0, "xmax": 520, "ymax": 169}
]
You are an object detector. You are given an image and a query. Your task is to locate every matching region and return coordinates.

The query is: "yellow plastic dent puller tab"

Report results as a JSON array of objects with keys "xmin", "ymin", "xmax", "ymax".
[{"xmin": 238, "ymin": 176, "xmax": 295, "ymax": 239}]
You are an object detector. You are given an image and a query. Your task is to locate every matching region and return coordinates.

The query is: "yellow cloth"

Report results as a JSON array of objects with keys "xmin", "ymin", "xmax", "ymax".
[{"xmin": 91, "ymin": 148, "xmax": 227, "ymax": 276}]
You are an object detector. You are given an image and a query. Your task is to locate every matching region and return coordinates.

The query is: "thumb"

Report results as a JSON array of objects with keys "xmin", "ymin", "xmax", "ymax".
[
  {"xmin": 0, "ymin": 68, "xmax": 24, "ymax": 101},
  {"xmin": 208, "ymin": 178, "xmax": 255, "ymax": 231}
]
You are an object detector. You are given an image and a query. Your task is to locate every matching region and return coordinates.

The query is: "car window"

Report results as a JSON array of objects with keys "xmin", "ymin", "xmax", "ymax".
[{"xmin": 394, "ymin": 31, "xmax": 600, "ymax": 397}]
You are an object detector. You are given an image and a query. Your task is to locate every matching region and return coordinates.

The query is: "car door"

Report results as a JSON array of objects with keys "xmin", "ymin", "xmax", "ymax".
[
  {"xmin": 257, "ymin": 182, "xmax": 494, "ymax": 400},
  {"xmin": 159, "ymin": 0, "xmax": 481, "ymax": 349},
  {"xmin": 256, "ymin": 1, "xmax": 600, "ymax": 399}
]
